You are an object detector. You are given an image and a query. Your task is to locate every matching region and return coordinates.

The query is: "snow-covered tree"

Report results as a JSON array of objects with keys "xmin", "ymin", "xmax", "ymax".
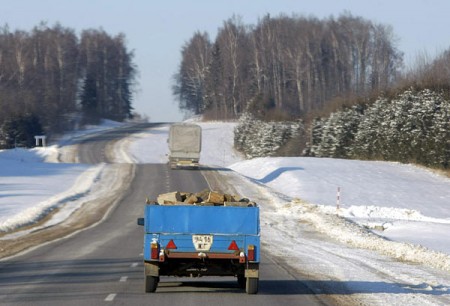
[
  {"xmin": 234, "ymin": 113, "xmax": 303, "ymax": 158},
  {"xmin": 310, "ymin": 106, "xmax": 362, "ymax": 158},
  {"xmin": 307, "ymin": 88, "xmax": 449, "ymax": 169}
]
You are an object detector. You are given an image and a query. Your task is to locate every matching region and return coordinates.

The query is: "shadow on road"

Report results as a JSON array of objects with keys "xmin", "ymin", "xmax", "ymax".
[
  {"xmin": 258, "ymin": 280, "xmax": 449, "ymax": 296},
  {"xmin": 154, "ymin": 279, "xmax": 449, "ymax": 296},
  {"xmin": 0, "ymin": 258, "xmax": 139, "ymax": 286},
  {"xmin": 1, "ymin": 258, "xmax": 448, "ymax": 297}
]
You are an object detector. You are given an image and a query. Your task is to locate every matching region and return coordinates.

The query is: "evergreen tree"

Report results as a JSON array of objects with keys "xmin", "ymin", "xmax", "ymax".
[
  {"xmin": 0, "ymin": 114, "xmax": 43, "ymax": 148},
  {"xmin": 80, "ymin": 74, "xmax": 99, "ymax": 124}
]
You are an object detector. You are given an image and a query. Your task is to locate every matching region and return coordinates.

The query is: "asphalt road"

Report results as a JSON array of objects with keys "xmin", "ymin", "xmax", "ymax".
[{"xmin": 0, "ymin": 124, "xmax": 328, "ymax": 306}]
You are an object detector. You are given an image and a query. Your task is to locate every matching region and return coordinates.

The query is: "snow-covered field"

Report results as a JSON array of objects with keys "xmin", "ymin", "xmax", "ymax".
[
  {"xmin": 1, "ymin": 120, "xmax": 449, "ymax": 304},
  {"xmin": 230, "ymin": 157, "xmax": 450, "ymax": 256},
  {"xmin": 0, "ymin": 120, "xmax": 124, "ymax": 233}
]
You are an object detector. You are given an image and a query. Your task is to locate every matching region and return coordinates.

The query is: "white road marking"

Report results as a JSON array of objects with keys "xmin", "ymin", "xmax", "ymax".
[
  {"xmin": 131, "ymin": 262, "xmax": 138, "ymax": 268},
  {"xmin": 105, "ymin": 293, "xmax": 116, "ymax": 302},
  {"xmin": 120, "ymin": 276, "xmax": 128, "ymax": 282}
]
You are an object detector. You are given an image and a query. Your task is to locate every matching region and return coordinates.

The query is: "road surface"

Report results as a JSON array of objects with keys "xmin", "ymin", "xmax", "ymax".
[{"xmin": 0, "ymin": 124, "xmax": 328, "ymax": 306}]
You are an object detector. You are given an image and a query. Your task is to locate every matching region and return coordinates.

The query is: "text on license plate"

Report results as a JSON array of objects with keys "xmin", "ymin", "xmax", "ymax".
[{"xmin": 192, "ymin": 235, "xmax": 213, "ymax": 251}]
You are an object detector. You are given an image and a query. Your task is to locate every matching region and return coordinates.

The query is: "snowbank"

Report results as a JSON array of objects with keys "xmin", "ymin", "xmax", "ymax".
[
  {"xmin": 230, "ymin": 157, "xmax": 450, "ymax": 258},
  {"xmin": 0, "ymin": 148, "xmax": 95, "ymax": 232},
  {"xmin": 0, "ymin": 119, "xmax": 126, "ymax": 234}
]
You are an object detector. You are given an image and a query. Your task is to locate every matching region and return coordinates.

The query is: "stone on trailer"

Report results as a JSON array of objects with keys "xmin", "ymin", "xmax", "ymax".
[
  {"xmin": 157, "ymin": 191, "xmax": 182, "ymax": 204},
  {"xmin": 206, "ymin": 191, "xmax": 225, "ymax": 204}
]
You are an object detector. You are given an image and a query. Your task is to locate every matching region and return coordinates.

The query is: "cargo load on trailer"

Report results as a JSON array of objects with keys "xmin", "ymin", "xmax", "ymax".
[
  {"xmin": 168, "ymin": 123, "xmax": 201, "ymax": 169},
  {"xmin": 137, "ymin": 190, "xmax": 260, "ymax": 294}
]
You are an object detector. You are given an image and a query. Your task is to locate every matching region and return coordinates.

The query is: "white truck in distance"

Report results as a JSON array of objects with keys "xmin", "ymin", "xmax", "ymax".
[{"xmin": 168, "ymin": 123, "xmax": 202, "ymax": 169}]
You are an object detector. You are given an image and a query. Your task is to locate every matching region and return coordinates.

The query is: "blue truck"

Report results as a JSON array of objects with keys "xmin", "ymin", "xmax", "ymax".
[{"xmin": 137, "ymin": 197, "xmax": 260, "ymax": 294}]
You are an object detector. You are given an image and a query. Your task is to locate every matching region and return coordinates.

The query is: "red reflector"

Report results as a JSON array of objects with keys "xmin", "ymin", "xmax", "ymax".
[
  {"xmin": 166, "ymin": 239, "xmax": 177, "ymax": 249},
  {"xmin": 228, "ymin": 240, "xmax": 239, "ymax": 251}
]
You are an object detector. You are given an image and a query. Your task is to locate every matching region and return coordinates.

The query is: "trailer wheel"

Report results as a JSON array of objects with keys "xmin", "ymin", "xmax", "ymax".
[
  {"xmin": 237, "ymin": 275, "xmax": 246, "ymax": 289},
  {"xmin": 246, "ymin": 277, "xmax": 258, "ymax": 294},
  {"xmin": 145, "ymin": 275, "xmax": 158, "ymax": 293}
]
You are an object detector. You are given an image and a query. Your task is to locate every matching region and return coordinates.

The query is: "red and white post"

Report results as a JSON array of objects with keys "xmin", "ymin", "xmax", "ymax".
[{"xmin": 336, "ymin": 186, "xmax": 341, "ymax": 211}]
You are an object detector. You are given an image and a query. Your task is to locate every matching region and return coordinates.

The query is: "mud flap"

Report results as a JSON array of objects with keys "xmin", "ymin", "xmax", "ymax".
[
  {"xmin": 245, "ymin": 268, "xmax": 259, "ymax": 278},
  {"xmin": 145, "ymin": 262, "xmax": 159, "ymax": 277}
]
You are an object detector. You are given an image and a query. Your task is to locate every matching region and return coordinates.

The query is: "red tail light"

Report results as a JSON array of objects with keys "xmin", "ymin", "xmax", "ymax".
[
  {"xmin": 247, "ymin": 245, "xmax": 255, "ymax": 261},
  {"xmin": 228, "ymin": 240, "xmax": 239, "ymax": 251},
  {"xmin": 166, "ymin": 239, "xmax": 177, "ymax": 249},
  {"xmin": 151, "ymin": 242, "xmax": 159, "ymax": 260}
]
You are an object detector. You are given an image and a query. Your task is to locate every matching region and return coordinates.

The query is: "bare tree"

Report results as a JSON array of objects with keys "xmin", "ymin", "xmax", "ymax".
[
  {"xmin": 173, "ymin": 31, "xmax": 211, "ymax": 115},
  {"xmin": 0, "ymin": 22, "xmax": 136, "ymax": 143},
  {"xmin": 173, "ymin": 13, "xmax": 403, "ymax": 120}
]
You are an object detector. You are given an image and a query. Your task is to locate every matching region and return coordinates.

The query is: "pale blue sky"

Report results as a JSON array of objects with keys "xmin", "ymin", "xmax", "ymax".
[{"xmin": 1, "ymin": 0, "xmax": 449, "ymax": 121}]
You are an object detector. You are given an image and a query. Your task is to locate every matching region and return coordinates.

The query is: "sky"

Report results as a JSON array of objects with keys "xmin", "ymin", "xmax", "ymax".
[{"xmin": 1, "ymin": 0, "xmax": 450, "ymax": 122}]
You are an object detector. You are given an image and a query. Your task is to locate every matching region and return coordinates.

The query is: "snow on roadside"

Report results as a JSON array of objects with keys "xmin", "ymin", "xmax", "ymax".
[
  {"xmin": 55, "ymin": 119, "xmax": 125, "ymax": 145},
  {"xmin": 112, "ymin": 125, "xmax": 170, "ymax": 163},
  {"xmin": 229, "ymin": 157, "xmax": 450, "ymax": 218},
  {"xmin": 197, "ymin": 121, "xmax": 245, "ymax": 167},
  {"xmin": 229, "ymin": 156, "xmax": 450, "ymax": 258},
  {"xmin": 294, "ymin": 201, "xmax": 450, "ymax": 272},
  {"xmin": 215, "ymin": 169, "xmax": 450, "ymax": 304},
  {"xmin": 0, "ymin": 119, "xmax": 127, "ymax": 236},
  {"xmin": 0, "ymin": 149, "xmax": 93, "ymax": 232}
]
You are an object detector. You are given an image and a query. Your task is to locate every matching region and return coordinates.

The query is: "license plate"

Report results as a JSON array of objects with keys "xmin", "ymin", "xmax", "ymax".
[{"xmin": 192, "ymin": 235, "xmax": 213, "ymax": 251}]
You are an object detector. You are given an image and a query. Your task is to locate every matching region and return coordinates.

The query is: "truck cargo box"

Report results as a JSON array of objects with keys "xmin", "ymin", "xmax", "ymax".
[
  {"xmin": 168, "ymin": 123, "xmax": 201, "ymax": 168},
  {"xmin": 138, "ymin": 201, "xmax": 260, "ymax": 294}
]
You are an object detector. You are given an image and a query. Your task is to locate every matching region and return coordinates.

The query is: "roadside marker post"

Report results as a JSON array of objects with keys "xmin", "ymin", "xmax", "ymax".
[{"xmin": 336, "ymin": 186, "xmax": 341, "ymax": 212}]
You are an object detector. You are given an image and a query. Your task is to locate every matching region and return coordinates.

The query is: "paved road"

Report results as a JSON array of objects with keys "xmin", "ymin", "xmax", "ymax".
[{"xmin": 0, "ymin": 124, "xmax": 327, "ymax": 306}]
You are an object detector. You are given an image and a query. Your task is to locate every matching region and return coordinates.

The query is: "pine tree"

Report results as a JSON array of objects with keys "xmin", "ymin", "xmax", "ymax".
[{"xmin": 80, "ymin": 74, "xmax": 99, "ymax": 124}]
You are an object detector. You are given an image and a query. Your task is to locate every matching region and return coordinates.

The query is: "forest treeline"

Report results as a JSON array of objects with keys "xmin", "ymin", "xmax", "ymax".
[
  {"xmin": 0, "ymin": 23, "xmax": 136, "ymax": 148},
  {"xmin": 308, "ymin": 88, "xmax": 450, "ymax": 168},
  {"xmin": 176, "ymin": 12, "xmax": 450, "ymax": 170},
  {"xmin": 233, "ymin": 55, "xmax": 450, "ymax": 170},
  {"xmin": 233, "ymin": 87, "xmax": 450, "ymax": 170},
  {"xmin": 173, "ymin": 13, "xmax": 402, "ymax": 120}
]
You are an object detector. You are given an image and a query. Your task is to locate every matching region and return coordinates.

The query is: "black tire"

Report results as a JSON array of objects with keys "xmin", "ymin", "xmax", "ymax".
[
  {"xmin": 237, "ymin": 275, "xmax": 246, "ymax": 289},
  {"xmin": 145, "ymin": 275, "xmax": 158, "ymax": 293},
  {"xmin": 246, "ymin": 277, "xmax": 259, "ymax": 294}
]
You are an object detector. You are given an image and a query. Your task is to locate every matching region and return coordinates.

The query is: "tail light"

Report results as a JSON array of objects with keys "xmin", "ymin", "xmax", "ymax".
[
  {"xmin": 151, "ymin": 242, "xmax": 159, "ymax": 260},
  {"xmin": 247, "ymin": 245, "xmax": 255, "ymax": 261}
]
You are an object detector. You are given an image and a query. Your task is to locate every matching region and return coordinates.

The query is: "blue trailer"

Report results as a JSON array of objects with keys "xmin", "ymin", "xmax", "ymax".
[{"xmin": 137, "ymin": 203, "xmax": 260, "ymax": 294}]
